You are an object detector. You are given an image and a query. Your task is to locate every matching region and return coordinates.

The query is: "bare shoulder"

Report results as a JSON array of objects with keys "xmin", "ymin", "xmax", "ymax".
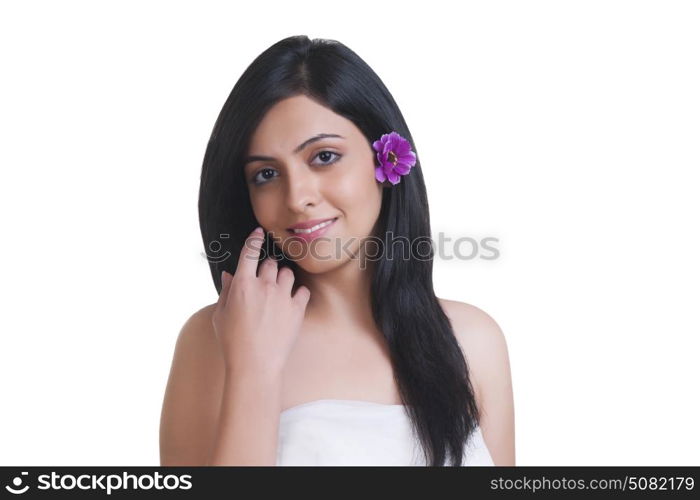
[
  {"xmin": 437, "ymin": 298, "xmax": 508, "ymax": 399},
  {"xmin": 437, "ymin": 297, "xmax": 516, "ymax": 465},
  {"xmin": 177, "ymin": 303, "xmax": 219, "ymax": 350},
  {"xmin": 437, "ymin": 298, "xmax": 508, "ymax": 364},
  {"xmin": 168, "ymin": 303, "xmax": 223, "ymax": 376},
  {"xmin": 159, "ymin": 302, "xmax": 225, "ymax": 466}
]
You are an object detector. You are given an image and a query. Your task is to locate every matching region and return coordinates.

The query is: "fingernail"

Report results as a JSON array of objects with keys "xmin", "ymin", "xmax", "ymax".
[{"xmin": 254, "ymin": 226, "xmax": 263, "ymax": 233}]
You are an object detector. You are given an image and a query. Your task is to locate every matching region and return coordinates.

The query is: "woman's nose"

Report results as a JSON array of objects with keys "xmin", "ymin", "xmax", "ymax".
[{"xmin": 285, "ymin": 165, "xmax": 321, "ymax": 212}]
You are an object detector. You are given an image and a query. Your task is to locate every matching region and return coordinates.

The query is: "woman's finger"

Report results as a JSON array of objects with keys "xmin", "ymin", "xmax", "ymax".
[
  {"xmin": 235, "ymin": 227, "xmax": 265, "ymax": 279},
  {"xmin": 258, "ymin": 257, "xmax": 278, "ymax": 284},
  {"xmin": 217, "ymin": 270, "xmax": 233, "ymax": 307},
  {"xmin": 292, "ymin": 285, "xmax": 311, "ymax": 309},
  {"xmin": 276, "ymin": 265, "xmax": 295, "ymax": 292}
]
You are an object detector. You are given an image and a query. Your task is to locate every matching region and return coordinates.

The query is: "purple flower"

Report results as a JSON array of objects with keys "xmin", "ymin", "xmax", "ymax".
[{"xmin": 372, "ymin": 131, "xmax": 417, "ymax": 185}]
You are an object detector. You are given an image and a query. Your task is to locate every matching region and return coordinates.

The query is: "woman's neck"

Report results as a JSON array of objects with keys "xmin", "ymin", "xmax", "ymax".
[{"xmin": 295, "ymin": 257, "xmax": 376, "ymax": 329}]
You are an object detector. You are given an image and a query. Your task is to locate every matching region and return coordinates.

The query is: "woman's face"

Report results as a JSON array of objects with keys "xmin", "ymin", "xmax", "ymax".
[{"xmin": 244, "ymin": 95, "xmax": 384, "ymax": 273}]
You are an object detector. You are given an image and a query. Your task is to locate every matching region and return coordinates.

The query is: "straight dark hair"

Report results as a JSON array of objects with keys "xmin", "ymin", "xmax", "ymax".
[{"xmin": 198, "ymin": 35, "xmax": 480, "ymax": 465}]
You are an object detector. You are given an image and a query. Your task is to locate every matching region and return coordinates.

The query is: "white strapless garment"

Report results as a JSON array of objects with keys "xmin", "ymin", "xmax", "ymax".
[{"xmin": 276, "ymin": 399, "xmax": 494, "ymax": 466}]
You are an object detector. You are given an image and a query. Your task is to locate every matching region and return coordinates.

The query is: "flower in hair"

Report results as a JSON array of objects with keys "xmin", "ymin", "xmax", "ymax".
[{"xmin": 372, "ymin": 131, "xmax": 417, "ymax": 185}]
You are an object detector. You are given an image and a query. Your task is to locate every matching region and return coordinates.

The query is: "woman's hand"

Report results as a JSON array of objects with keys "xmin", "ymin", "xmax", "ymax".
[{"xmin": 212, "ymin": 227, "xmax": 311, "ymax": 379}]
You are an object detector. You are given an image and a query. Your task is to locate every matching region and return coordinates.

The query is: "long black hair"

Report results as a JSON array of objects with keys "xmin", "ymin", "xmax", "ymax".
[{"xmin": 198, "ymin": 35, "xmax": 480, "ymax": 466}]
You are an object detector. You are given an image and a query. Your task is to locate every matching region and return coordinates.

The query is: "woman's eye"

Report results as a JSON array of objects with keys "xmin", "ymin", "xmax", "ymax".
[
  {"xmin": 250, "ymin": 151, "xmax": 341, "ymax": 185},
  {"xmin": 252, "ymin": 167, "xmax": 278, "ymax": 185},
  {"xmin": 313, "ymin": 150, "xmax": 341, "ymax": 165}
]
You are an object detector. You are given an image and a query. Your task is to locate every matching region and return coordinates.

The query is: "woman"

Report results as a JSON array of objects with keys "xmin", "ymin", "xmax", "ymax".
[{"xmin": 160, "ymin": 35, "xmax": 515, "ymax": 466}]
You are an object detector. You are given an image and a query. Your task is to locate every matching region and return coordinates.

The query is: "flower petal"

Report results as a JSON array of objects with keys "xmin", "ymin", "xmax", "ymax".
[
  {"xmin": 390, "ymin": 137, "xmax": 403, "ymax": 152},
  {"xmin": 375, "ymin": 167, "xmax": 387, "ymax": 182},
  {"xmin": 395, "ymin": 139, "xmax": 410, "ymax": 155},
  {"xmin": 394, "ymin": 163, "xmax": 411, "ymax": 175},
  {"xmin": 399, "ymin": 150, "xmax": 416, "ymax": 166}
]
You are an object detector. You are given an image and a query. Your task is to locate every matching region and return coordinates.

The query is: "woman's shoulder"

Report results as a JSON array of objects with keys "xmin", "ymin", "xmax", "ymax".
[
  {"xmin": 437, "ymin": 298, "xmax": 506, "ymax": 344},
  {"xmin": 436, "ymin": 298, "xmax": 510, "ymax": 394},
  {"xmin": 175, "ymin": 303, "xmax": 219, "ymax": 352},
  {"xmin": 167, "ymin": 302, "xmax": 225, "ymax": 401},
  {"xmin": 437, "ymin": 297, "xmax": 516, "ymax": 465},
  {"xmin": 185, "ymin": 302, "xmax": 217, "ymax": 326},
  {"xmin": 160, "ymin": 302, "xmax": 222, "ymax": 465},
  {"xmin": 177, "ymin": 302, "xmax": 224, "ymax": 362}
]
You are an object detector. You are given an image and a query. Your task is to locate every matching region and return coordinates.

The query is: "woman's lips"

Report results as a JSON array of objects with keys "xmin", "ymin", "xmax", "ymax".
[{"xmin": 286, "ymin": 217, "xmax": 338, "ymax": 242}]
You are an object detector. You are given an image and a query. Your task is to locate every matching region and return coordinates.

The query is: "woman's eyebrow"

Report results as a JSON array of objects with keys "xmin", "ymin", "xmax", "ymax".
[{"xmin": 244, "ymin": 133, "xmax": 344, "ymax": 165}]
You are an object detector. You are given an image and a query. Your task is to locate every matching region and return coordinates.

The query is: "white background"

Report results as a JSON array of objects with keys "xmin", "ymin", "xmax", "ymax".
[{"xmin": 1, "ymin": 0, "xmax": 698, "ymax": 466}]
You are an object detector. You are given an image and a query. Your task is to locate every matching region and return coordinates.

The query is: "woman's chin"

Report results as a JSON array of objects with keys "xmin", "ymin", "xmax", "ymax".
[{"xmin": 291, "ymin": 257, "xmax": 344, "ymax": 274}]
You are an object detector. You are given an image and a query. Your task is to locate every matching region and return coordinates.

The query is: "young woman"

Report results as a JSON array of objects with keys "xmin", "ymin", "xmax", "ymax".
[{"xmin": 160, "ymin": 35, "xmax": 515, "ymax": 466}]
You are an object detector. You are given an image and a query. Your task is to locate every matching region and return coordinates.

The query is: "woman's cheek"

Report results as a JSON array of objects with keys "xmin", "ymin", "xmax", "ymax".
[
  {"xmin": 250, "ymin": 192, "xmax": 277, "ymax": 226},
  {"xmin": 336, "ymin": 166, "xmax": 374, "ymax": 199}
]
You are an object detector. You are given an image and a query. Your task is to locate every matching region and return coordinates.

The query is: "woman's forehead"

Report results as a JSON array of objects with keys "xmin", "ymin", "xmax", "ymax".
[{"xmin": 248, "ymin": 97, "xmax": 360, "ymax": 154}]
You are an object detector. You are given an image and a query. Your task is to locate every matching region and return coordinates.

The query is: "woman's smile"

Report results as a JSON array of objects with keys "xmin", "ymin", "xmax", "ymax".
[{"xmin": 287, "ymin": 217, "xmax": 338, "ymax": 241}]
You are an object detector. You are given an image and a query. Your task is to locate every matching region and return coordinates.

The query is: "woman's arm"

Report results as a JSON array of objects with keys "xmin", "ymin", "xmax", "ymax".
[
  {"xmin": 441, "ymin": 299, "xmax": 516, "ymax": 466},
  {"xmin": 207, "ymin": 369, "xmax": 283, "ymax": 465},
  {"xmin": 469, "ymin": 310, "xmax": 515, "ymax": 466},
  {"xmin": 159, "ymin": 304, "xmax": 283, "ymax": 466}
]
